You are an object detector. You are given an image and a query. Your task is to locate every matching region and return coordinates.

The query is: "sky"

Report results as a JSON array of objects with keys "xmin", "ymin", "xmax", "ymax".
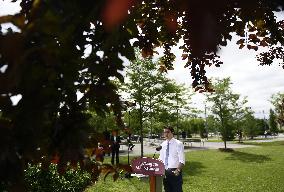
[
  {"xmin": 167, "ymin": 37, "xmax": 284, "ymax": 119},
  {"xmin": 1, "ymin": 1, "xmax": 284, "ymax": 118}
]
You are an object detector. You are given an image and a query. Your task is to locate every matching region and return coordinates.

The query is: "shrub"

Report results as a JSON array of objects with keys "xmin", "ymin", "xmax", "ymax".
[
  {"xmin": 24, "ymin": 163, "xmax": 92, "ymax": 192},
  {"xmin": 0, "ymin": 181, "xmax": 8, "ymax": 192}
]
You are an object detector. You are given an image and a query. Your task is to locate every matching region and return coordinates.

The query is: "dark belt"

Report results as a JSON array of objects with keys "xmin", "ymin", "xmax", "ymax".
[
  {"xmin": 165, "ymin": 168, "xmax": 177, "ymax": 172},
  {"xmin": 165, "ymin": 168, "xmax": 181, "ymax": 178}
]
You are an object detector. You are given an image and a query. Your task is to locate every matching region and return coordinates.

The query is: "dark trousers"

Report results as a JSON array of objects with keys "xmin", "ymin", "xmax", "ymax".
[
  {"xmin": 163, "ymin": 169, "xmax": 183, "ymax": 192},
  {"xmin": 111, "ymin": 146, "xmax": 119, "ymax": 165}
]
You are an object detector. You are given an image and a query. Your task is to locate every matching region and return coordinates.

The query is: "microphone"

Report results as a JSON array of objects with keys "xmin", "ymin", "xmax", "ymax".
[
  {"xmin": 153, "ymin": 146, "xmax": 162, "ymax": 158},
  {"xmin": 156, "ymin": 146, "xmax": 162, "ymax": 151}
]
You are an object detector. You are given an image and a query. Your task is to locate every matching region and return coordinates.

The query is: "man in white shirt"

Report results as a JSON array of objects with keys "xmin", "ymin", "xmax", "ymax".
[{"xmin": 159, "ymin": 126, "xmax": 185, "ymax": 192}]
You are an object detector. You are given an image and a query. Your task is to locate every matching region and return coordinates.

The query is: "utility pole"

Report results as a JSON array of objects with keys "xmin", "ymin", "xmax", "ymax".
[
  {"xmin": 204, "ymin": 101, "xmax": 208, "ymax": 140},
  {"xmin": 176, "ymin": 92, "xmax": 179, "ymax": 139},
  {"xmin": 128, "ymin": 110, "xmax": 131, "ymax": 164},
  {"xmin": 263, "ymin": 110, "xmax": 268, "ymax": 138},
  {"xmin": 263, "ymin": 110, "xmax": 267, "ymax": 129}
]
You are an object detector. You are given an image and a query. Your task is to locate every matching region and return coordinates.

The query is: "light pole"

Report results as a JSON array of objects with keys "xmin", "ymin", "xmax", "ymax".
[
  {"xmin": 127, "ymin": 110, "xmax": 131, "ymax": 165},
  {"xmin": 263, "ymin": 110, "xmax": 268, "ymax": 138},
  {"xmin": 176, "ymin": 92, "xmax": 179, "ymax": 139},
  {"xmin": 204, "ymin": 101, "xmax": 208, "ymax": 140},
  {"xmin": 122, "ymin": 100, "xmax": 136, "ymax": 164}
]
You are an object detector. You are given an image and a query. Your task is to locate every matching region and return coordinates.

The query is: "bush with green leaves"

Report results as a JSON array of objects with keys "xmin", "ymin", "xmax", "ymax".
[{"xmin": 24, "ymin": 163, "xmax": 92, "ymax": 192}]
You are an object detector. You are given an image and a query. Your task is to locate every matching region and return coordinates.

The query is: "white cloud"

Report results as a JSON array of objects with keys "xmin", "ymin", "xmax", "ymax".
[{"xmin": 168, "ymin": 34, "xmax": 284, "ymax": 118}]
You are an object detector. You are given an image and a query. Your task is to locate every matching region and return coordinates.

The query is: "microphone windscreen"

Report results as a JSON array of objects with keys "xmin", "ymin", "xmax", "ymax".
[{"xmin": 156, "ymin": 146, "xmax": 162, "ymax": 151}]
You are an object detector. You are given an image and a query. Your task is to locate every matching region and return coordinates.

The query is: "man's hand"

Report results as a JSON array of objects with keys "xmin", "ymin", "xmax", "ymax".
[{"xmin": 173, "ymin": 168, "xmax": 181, "ymax": 176}]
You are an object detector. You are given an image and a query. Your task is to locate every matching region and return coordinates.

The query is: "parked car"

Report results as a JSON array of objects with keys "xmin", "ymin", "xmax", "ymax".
[{"xmin": 148, "ymin": 134, "xmax": 160, "ymax": 139}]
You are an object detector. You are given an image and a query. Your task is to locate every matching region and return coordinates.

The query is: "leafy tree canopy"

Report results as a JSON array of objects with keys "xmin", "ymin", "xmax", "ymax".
[
  {"xmin": 1, "ymin": 0, "xmax": 284, "ymax": 190},
  {"xmin": 207, "ymin": 78, "xmax": 242, "ymax": 148}
]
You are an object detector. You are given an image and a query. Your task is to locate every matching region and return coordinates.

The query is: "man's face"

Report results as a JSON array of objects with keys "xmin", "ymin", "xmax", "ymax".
[
  {"xmin": 163, "ymin": 129, "xmax": 173, "ymax": 140},
  {"xmin": 112, "ymin": 131, "xmax": 117, "ymax": 136}
]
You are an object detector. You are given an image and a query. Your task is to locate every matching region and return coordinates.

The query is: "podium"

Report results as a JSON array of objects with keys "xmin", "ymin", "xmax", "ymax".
[{"xmin": 131, "ymin": 157, "xmax": 165, "ymax": 192}]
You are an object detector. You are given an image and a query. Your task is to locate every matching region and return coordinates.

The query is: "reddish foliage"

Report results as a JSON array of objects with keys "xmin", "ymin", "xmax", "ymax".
[
  {"xmin": 181, "ymin": 54, "xmax": 188, "ymax": 60},
  {"xmin": 158, "ymin": 64, "xmax": 167, "ymax": 73},
  {"xmin": 141, "ymin": 47, "xmax": 154, "ymax": 58},
  {"xmin": 94, "ymin": 146, "xmax": 105, "ymax": 162},
  {"xmin": 117, "ymin": 164, "xmax": 132, "ymax": 173},
  {"xmin": 260, "ymin": 40, "xmax": 268, "ymax": 47},
  {"xmin": 164, "ymin": 13, "xmax": 178, "ymax": 33},
  {"xmin": 51, "ymin": 153, "xmax": 60, "ymax": 164},
  {"xmin": 102, "ymin": 0, "xmax": 136, "ymax": 30},
  {"xmin": 112, "ymin": 172, "xmax": 119, "ymax": 181}
]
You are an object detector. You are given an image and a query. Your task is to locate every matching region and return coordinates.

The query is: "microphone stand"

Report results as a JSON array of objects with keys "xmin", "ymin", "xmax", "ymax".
[
  {"xmin": 152, "ymin": 151, "xmax": 157, "ymax": 159},
  {"xmin": 125, "ymin": 139, "xmax": 132, "ymax": 178},
  {"xmin": 127, "ymin": 141, "xmax": 130, "ymax": 165}
]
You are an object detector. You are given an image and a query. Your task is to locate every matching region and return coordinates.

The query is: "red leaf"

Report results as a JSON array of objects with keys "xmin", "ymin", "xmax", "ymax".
[
  {"xmin": 101, "ymin": 164, "xmax": 116, "ymax": 174},
  {"xmin": 249, "ymin": 34, "xmax": 257, "ymax": 39},
  {"xmin": 252, "ymin": 46, "xmax": 258, "ymax": 51},
  {"xmin": 117, "ymin": 164, "xmax": 132, "ymax": 173},
  {"xmin": 113, "ymin": 172, "xmax": 119, "ymax": 181},
  {"xmin": 236, "ymin": 39, "xmax": 244, "ymax": 45},
  {"xmin": 51, "ymin": 153, "xmax": 60, "ymax": 164},
  {"xmin": 102, "ymin": 0, "xmax": 136, "ymax": 31},
  {"xmin": 260, "ymin": 40, "xmax": 268, "ymax": 47},
  {"xmin": 164, "ymin": 13, "xmax": 178, "ymax": 33},
  {"xmin": 181, "ymin": 54, "xmax": 188, "ymax": 60},
  {"xmin": 101, "ymin": 164, "xmax": 116, "ymax": 181},
  {"xmin": 94, "ymin": 147, "xmax": 105, "ymax": 162},
  {"xmin": 141, "ymin": 47, "xmax": 153, "ymax": 58},
  {"xmin": 239, "ymin": 44, "xmax": 245, "ymax": 49}
]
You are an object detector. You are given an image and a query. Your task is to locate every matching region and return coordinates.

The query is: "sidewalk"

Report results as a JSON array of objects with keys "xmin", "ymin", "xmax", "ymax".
[
  {"xmin": 119, "ymin": 134, "xmax": 284, "ymax": 157},
  {"xmin": 119, "ymin": 141, "xmax": 253, "ymax": 157}
]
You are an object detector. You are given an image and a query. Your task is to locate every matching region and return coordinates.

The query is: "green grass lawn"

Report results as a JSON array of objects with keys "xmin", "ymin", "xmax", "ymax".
[{"xmin": 85, "ymin": 141, "xmax": 284, "ymax": 192}]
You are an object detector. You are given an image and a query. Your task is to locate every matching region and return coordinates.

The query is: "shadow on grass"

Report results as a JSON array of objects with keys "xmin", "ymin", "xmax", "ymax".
[
  {"xmin": 225, "ymin": 151, "xmax": 271, "ymax": 163},
  {"xmin": 183, "ymin": 161, "xmax": 206, "ymax": 176},
  {"xmin": 243, "ymin": 140, "xmax": 284, "ymax": 146}
]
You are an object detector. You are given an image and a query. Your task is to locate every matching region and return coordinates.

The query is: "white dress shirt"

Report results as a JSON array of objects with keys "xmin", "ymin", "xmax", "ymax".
[{"xmin": 158, "ymin": 138, "xmax": 185, "ymax": 169}]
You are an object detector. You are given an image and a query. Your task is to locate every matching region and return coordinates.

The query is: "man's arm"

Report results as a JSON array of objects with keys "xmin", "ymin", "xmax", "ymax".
[
  {"xmin": 174, "ymin": 142, "xmax": 185, "ymax": 175},
  {"xmin": 177, "ymin": 162, "xmax": 184, "ymax": 170},
  {"xmin": 174, "ymin": 162, "xmax": 184, "ymax": 175},
  {"xmin": 173, "ymin": 162, "xmax": 184, "ymax": 176}
]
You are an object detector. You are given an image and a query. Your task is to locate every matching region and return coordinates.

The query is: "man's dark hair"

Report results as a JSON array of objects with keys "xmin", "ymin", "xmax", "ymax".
[{"xmin": 164, "ymin": 126, "xmax": 174, "ymax": 133}]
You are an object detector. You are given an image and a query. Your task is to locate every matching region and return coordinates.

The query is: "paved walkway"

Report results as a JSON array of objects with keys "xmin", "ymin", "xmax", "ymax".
[{"xmin": 119, "ymin": 134, "xmax": 284, "ymax": 157}]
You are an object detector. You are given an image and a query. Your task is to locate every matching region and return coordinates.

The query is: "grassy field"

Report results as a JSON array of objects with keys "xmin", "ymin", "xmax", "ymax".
[{"xmin": 86, "ymin": 141, "xmax": 284, "ymax": 192}]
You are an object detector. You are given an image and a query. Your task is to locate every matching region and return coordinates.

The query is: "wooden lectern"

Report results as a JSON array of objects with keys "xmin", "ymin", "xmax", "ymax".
[{"xmin": 132, "ymin": 157, "xmax": 165, "ymax": 192}]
